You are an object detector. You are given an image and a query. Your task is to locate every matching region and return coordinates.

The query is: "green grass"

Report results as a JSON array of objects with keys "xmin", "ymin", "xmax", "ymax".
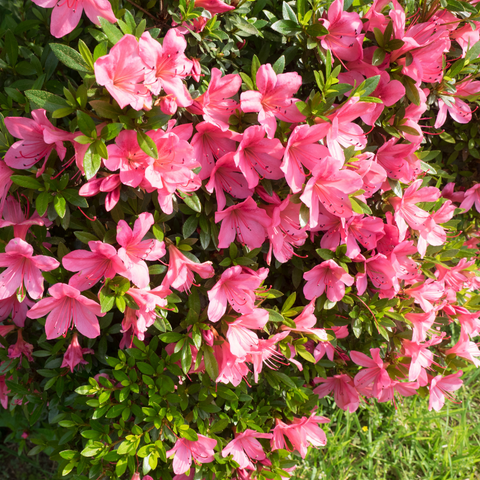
[
  {"xmin": 293, "ymin": 368, "xmax": 480, "ymax": 480},
  {"xmin": 2, "ymin": 370, "xmax": 480, "ymax": 480}
]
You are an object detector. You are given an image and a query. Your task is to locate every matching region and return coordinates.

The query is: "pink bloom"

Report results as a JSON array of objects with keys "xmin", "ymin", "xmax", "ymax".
[
  {"xmin": 222, "ymin": 429, "xmax": 272, "ymax": 470},
  {"xmin": 300, "ymin": 157, "xmax": 363, "ymax": 226},
  {"xmin": 391, "ymin": 241, "xmax": 419, "ymax": 281},
  {"xmin": 162, "ymin": 244, "xmax": 214, "ymax": 292},
  {"xmin": 0, "ymin": 238, "xmax": 59, "ymax": 300},
  {"xmin": 188, "ymin": 68, "xmax": 242, "ymax": 131},
  {"xmin": 0, "ymin": 161, "xmax": 12, "ymax": 216},
  {"xmin": 190, "ymin": 121, "xmax": 240, "ymax": 180},
  {"xmin": 104, "ymin": 130, "xmax": 152, "ymax": 188},
  {"xmin": 446, "ymin": 329, "xmax": 480, "ymax": 367},
  {"xmin": 281, "ymin": 298, "xmax": 328, "ymax": 340},
  {"xmin": 434, "ymin": 97, "xmax": 472, "ymax": 129},
  {"xmin": 0, "ymin": 375, "xmax": 9, "ymax": 409},
  {"xmin": 428, "ymin": 370, "xmax": 463, "ymax": 411},
  {"xmin": 0, "ymin": 196, "xmax": 46, "ymax": 239},
  {"xmin": 207, "ymin": 266, "xmax": 268, "ymax": 322},
  {"xmin": 365, "ymin": 253, "xmax": 399, "ymax": 292},
  {"xmin": 117, "ymin": 213, "xmax": 166, "ymax": 288},
  {"xmin": 348, "ymin": 154, "xmax": 387, "ymax": 198},
  {"xmin": 451, "ymin": 307, "xmax": 480, "ymax": 337},
  {"xmin": 62, "ymin": 241, "xmax": 126, "ymax": 291},
  {"xmin": 205, "ymin": 153, "xmax": 254, "ymax": 211},
  {"xmin": 166, "ymin": 435, "xmax": 217, "ymax": 475},
  {"xmin": 313, "ymin": 374, "xmax": 360, "ymax": 412},
  {"xmin": 233, "ymin": 126, "xmax": 284, "ymax": 188},
  {"xmin": 390, "ymin": 179, "xmax": 441, "ymax": 241},
  {"xmin": 61, "ymin": 332, "xmax": 94, "ymax": 372},
  {"xmin": 405, "ymin": 279, "xmax": 444, "ymax": 312},
  {"xmin": 344, "ymin": 215, "xmax": 385, "ymax": 259},
  {"xmin": 30, "ymin": 0, "xmax": 116, "ymax": 38},
  {"xmin": 94, "ymin": 35, "xmax": 151, "ymax": 111},
  {"xmin": 303, "ymin": 260, "xmax": 354, "ymax": 302},
  {"xmin": 139, "ymin": 30, "xmax": 193, "ymax": 105},
  {"xmin": 405, "ymin": 310, "xmax": 436, "ymax": 342},
  {"xmin": 226, "ymin": 309, "xmax": 269, "ymax": 358},
  {"xmin": 318, "ymin": 0, "xmax": 364, "ymax": 61},
  {"xmin": 215, "ymin": 341, "xmax": 250, "ymax": 386},
  {"xmin": 350, "ymin": 348, "xmax": 391, "ymax": 398},
  {"xmin": 26, "ymin": 283, "xmax": 106, "ymax": 339},
  {"xmin": 4, "ymin": 109, "xmax": 72, "ymax": 171},
  {"xmin": 281, "ymin": 124, "xmax": 330, "ymax": 193},
  {"xmin": 215, "ymin": 197, "xmax": 272, "ymax": 249},
  {"xmin": 402, "ymin": 336, "xmax": 443, "ymax": 381},
  {"xmin": 460, "ymin": 184, "xmax": 480, "ymax": 213},
  {"xmin": 194, "ymin": 0, "xmax": 235, "ymax": 14},
  {"xmin": 7, "ymin": 330, "xmax": 33, "ymax": 362},
  {"xmin": 442, "ymin": 182, "xmax": 465, "ymax": 204},
  {"xmin": 377, "ymin": 380, "xmax": 419, "ymax": 403},
  {"xmin": 0, "ymin": 295, "xmax": 34, "ymax": 327},
  {"xmin": 375, "ymin": 138, "xmax": 420, "ymax": 183},
  {"xmin": 79, "ymin": 174, "xmax": 121, "ymax": 211},
  {"xmin": 240, "ymin": 65, "xmax": 305, "ymax": 139}
]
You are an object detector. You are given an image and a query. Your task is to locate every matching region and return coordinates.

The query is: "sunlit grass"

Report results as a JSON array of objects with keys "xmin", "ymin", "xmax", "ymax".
[{"xmin": 293, "ymin": 368, "xmax": 480, "ymax": 480}]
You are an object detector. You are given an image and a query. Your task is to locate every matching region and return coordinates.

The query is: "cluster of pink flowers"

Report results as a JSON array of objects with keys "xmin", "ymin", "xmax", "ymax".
[{"xmin": 2, "ymin": 0, "xmax": 480, "ymax": 476}]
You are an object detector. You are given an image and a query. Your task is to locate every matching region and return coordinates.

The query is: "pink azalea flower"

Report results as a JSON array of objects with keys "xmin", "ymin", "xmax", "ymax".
[
  {"xmin": 104, "ymin": 130, "xmax": 153, "ymax": 188},
  {"xmin": 300, "ymin": 156, "xmax": 363, "ymax": 226},
  {"xmin": 166, "ymin": 435, "xmax": 217, "ymax": 475},
  {"xmin": 280, "ymin": 124, "xmax": 330, "ymax": 193},
  {"xmin": 162, "ymin": 244, "xmax": 214, "ymax": 292},
  {"xmin": 240, "ymin": 64, "xmax": 305, "ymax": 139},
  {"xmin": 188, "ymin": 68, "xmax": 242, "ymax": 131},
  {"xmin": 61, "ymin": 333, "xmax": 94, "ymax": 372},
  {"xmin": 194, "ymin": 0, "xmax": 235, "ymax": 14},
  {"xmin": 0, "ymin": 238, "xmax": 60, "ymax": 300},
  {"xmin": 402, "ymin": 336, "xmax": 443, "ymax": 381},
  {"xmin": 222, "ymin": 429, "xmax": 272, "ymax": 469},
  {"xmin": 117, "ymin": 213, "xmax": 166, "ymax": 289},
  {"xmin": 377, "ymin": 380, "xmax": 419, "ymax": 403},
  {"xmin": 215, "ymin": 197, "xmax": 272, "ymax": 250},
  {"xmin": 0, "ymin": 375, "xmax": 10, "ymax": 409},
  {"xmin": 281, "ymin": 298, "xmax": 327, "ymax": 341},
  {"xmin": 375, "ymin": 138, "xmax": 421, "ymax": 183},
  {"xmin": 390, "ymin": 179, "xmax": 441, "ymax": 241},
  {"xmin": 30, "ymin": 0, "xmax": 116, "ymax": 38},
  {"xmin": 460, "ymin": 184, "xmax": 480, "ymax": 213},
  {"xmin": 207, "ymin": 266, "xmax": 268, "ymax": 322},
  {"xmin": 450, "ymin": 306, "xmax": 480, "ymax": 338},
  {"xmin": 391, "ymin": 241, "xmax": 419, "ymax": 281},
  {"xmin": 405, "ymin": 279, "xmax": 444, "ymax": 313},
  {"xmin": 313, "ymin": 374, "xmax": 360, "ymax": 412},
  {"xmin": 0, "ymin": 295, "xmax": 34, "ymax": 327},
  {"xmin": 26, "ymin": 283, "xmax": 106, "ymax": 339},
  {"xmin": 233, "ymin": 126, "xmax": 284, "ymax": 188},
  {"xmin": 446, "ymin": 329, "xmax": 480, "ymax": 367},
  {"xmin": 350, "ymin": 348, "xmax": 391, "ymax": 398},
  {"xmin": 428, "ymin": 370, "xmax": 463, "ymax": 412},
  {"xmin": 226, "ymin": 309, "xmax": 269, "ymax": 358},
  {"xmin": 0, "ymin": 196, "xmax": 46, "ymax": 239},
  {"xmin": 94, "ymin": 35, "xmax": 152, "ymax": 111},
  {"xmin": 365, "ymin": 253, "xmax": 399, "ymax": 293},
  {"xmin": 348, "ymin": 154, "xmax": 387, "ymax": 198},
  {"xmin": 318, "ymin": 0, "xmax": 364, "ymax": 61},
  {"xmin": 62, "ymin": 240, "xmax": 126, "ymax": 291},
  {"xmin": 442, "ymin": 182, "xmax": 465, "ymax": 204},
  {"xmin": 79, "ymin": 174, "xmax": 121, "ymax": 211},
  {"xmin": 344, "ymin": 215, "xmax": 385, "ymax": 259},
  {"xmin": 405, "ymin": 310, "xmax": 437, "ymax": 343},
  {"xmin": 139, "ymin": 30, "xmax": 193, "ymax": 105},
  {"xmin": 4, "ymin": 109, "xmax": 72, "ymax": 172},
  {"xmin": 205, "ymin": 153, "xmax": 254, "ymax": 211},
  {"xmin": 215, "ymin": 341, "xmax": 250, "ymax": 386},
  {"xmin": 190, "ymin": 121, "xmax": 241, "ymax": 180},
  {"xmin": 303, "ymin": 260, "xmax": 354, "ymax": 302},
  {"xmin": 434, "ymin": 97, "xmax": 472, "ymax": 129},
  {"xmin": 7, "ymin": 330, "xmax": 33, "ymax": 362},
  {"xmin": 0, "ymin": 161, "xmax": 12, "ymax": 216}
]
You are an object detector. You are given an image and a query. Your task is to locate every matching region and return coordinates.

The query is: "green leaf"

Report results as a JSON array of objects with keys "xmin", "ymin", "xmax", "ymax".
[
  {"xmin": 137, "ymin": 131, "xmax": 158, "ymax": 159},
  {"xmin": 239, "ymin": 72, "xmax": 254, "ymax": 90},
  {"xmin": 159, "ymin": 332, "xmax": 184, "ymax": 343},
  {"xmin": 78, "ymin": 39, "xmax": 94, "ymax": 71},
  {"xmin": 54, "ymin": 195, "xmax": 67, "ymax": 218},
  {"xmin": 388, "ymin": 178, "xmax": 403, "ymax": 198},
  {"xmin": 305, "ymin": 23, "xmax": 329, "ymax": 36},
  {"xmin": 182, "ymin": 215, "xmax": 198, "ymax": 239},
  {"xmin": 178, "ymin": 191, "xmax": 201, "ymax": 213},
  {"xmin": 203, "ymin": 346, "xmax": 219, "ymax": 381},
  {"xmin": 83, "ymin": 148, "xmax": 102, "ymax": 180},
  {"xmin": 5, "ymin": 30, "xmax": 18, "ymax": 66},
  {"xmin": 101, "ymin": 123, "xmax": 123, "ymax": 141},
  {"xmin": 25, "ymin": 90, "xmax": 69, "ymax": 113},
  {"xmin": 404, "ymin": 76, "xmax": 420, "ymax": 106},
  {"xmin": 272, "ymin": 55, "xmax": 285, "ymax": 74},
  {"xmin": 74, "ymin": 231, "xmax": 99, "ymax": 244},
  {"xmin": 271, "ymin": 20, "xmax": 302, "ymax": 35},
  {"xmin": 11, "ymin": 175, "xmax": 43, "ymax": 190},
  {"xmin": 62, "ymin": 188, "xmax": 89, "ymax": 207},
  {"xmin": 77, "ymin": 110, "xmax": 96, "ymax": 137},
  {"xmin": 372, "ymin": 48, "xmax": 386, "ymax": 66},
  {"xmin": 36, "ymin": 191, "xmax": 52, "ymax": 216},
  {"xmin": 358, "ymin": 75, "xmax": 381, "ymax": 97},
  {"xmin": 137, "ymin": 362, "xmax": 155, "ymax": 375},
  {"xmin": 251, "ymin": 54, "xmax": 261, "ymax": 86},
  {"xmin": 50, "ymin": 43, "xmax": 91, "ymax": 72},
  {"xmin": 465, "ymin": 40, "xmax": 480, "ymax": 63},
  {"xmin": 180, "ymin": 427, "xmax": 198, "ymax": 441},
  {"xmin": 283, "ymin": 1, "xmax": 298, "ymax": 22},
  {"xmin": 299, "ymin": 203, "xmax": 309, "ymax": 228},
  {"xmin": 181, "ymin": 343, "xmax": 192, "ymax": 374},
  {"xmin": 99, "ymin": 18, "xmax": 123, "ymax": 44},
  {"xmin": 90, "ymin": 100, "xmax": 121, "ymax": 119}
]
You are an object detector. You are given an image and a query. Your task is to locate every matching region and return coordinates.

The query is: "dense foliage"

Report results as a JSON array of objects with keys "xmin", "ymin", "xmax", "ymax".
[{"xmin": 1, "ymin": 0, "xmax": 480, "ymax": 479}]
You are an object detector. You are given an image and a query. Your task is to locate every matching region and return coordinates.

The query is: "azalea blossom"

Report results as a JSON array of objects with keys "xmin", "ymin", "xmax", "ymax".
[
  {"xmin": 0, "ymin": 196, "xmax": 46, "ymax": 239},
  {"xmin": 350, "ymin": 348, "xmax": 391, "ymax": 398},
  {"xmin": 166, "ymin": 435, "xmax": 217, "ymax": 474},
  {"xmin": 226, "ymin": 309, "xmax": 269, "ymax": 358},
  {"xmin": 61, "ymin": 333, "xmax": 94, "ymax": 372},
  {"xmin": 7, "ymin": 330, "xmax": 33, "ymax": 362},
  {"xmin": 428, "ymin": 370, "xmax": 463, "ymax": 411},
  {"xmin": 313, "ymin": 374, "xmax": 360, "ymax": 412},
  {"xmin": 446, "ymin": 329, "xmax": 480, "ymax": 367},
  {"xmin": 26, "ymin": 283, "xmax": 106, "ymax": 339},
  {"xmin": 222, "ymin": 429, "xmax": 272, "ymax": 470}
]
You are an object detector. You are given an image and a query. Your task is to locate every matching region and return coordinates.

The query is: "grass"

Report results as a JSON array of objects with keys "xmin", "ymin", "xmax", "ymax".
[
  {"xmin": 293, "ymin": 367, "xmax": 480, "ymax": 480},
  {"xmin": 2, "ymin": 370, "xmax": 480, "ymax": 480}
]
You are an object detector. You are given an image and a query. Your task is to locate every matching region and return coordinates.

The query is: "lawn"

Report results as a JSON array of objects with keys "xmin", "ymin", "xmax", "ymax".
[{"xmin": 1, "ymin": 369, "xmax": 480, "ymax": 480}]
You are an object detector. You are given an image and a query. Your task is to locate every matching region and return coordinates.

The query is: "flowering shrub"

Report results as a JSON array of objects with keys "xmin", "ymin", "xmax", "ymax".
[{"xmin": 1, "ymin": 0, "xmax": 480, "ymax": 479}]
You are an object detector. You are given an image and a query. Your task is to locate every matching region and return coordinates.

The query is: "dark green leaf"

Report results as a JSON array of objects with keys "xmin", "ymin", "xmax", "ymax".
[
  {"xmin": 11, "ymin": 175, "xmax": 43, "ymax": 189},
  {"xmin": 271, "ymin": 20, "xmax": 302, "ymax": 35},
  {"xmin": 25, "ymin": 90, "xmax": 69, "ymax": 113},
  {"xmin": 137, "ymin": 131, "xmax": 158, "ymax": 159},
  {"xmin": 50, "ymin": 43, "xmax": 91, "ymax": 72},
  {"xmin": 305, "ymin": 23, "xmax": 329, "ymax": 36}
]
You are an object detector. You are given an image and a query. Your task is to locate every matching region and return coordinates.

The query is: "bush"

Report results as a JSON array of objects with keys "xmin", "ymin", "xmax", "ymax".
[{"xmin": 1, "ymin": 0, "xmax": 480, "ymax": 479}]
